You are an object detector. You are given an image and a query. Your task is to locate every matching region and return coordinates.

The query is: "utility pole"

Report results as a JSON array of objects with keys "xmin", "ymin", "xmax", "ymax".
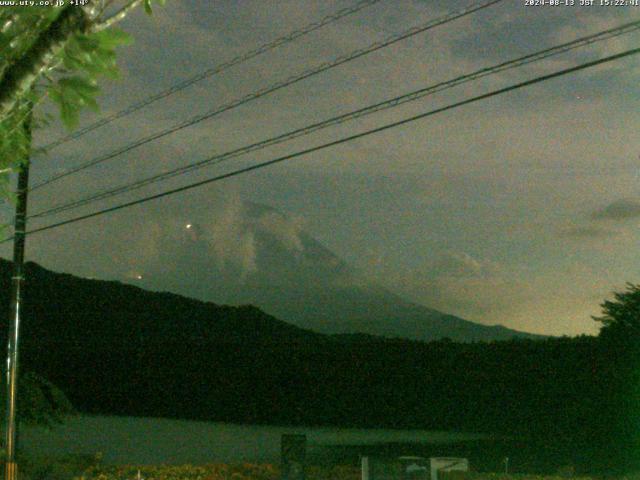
[{"xmin": 4, "ymin": 105, "xmax": 32, "ymax": 480}]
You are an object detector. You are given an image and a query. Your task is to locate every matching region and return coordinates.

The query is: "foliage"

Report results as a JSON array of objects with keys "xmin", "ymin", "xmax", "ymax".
[
  {"xmin": 3, "ymin": 260, "xmax": 639, "ymax": 473},
  {"xmin": 48, "ymin": 27, "xmax": 132, "ymax": 128},
  {"xmin": 73, "ymin": 464, "xmax": 359, "ymax": 480},
  {"xmin": 144, "ymin": 0, "xmax": 167, "ymax": 16},
  {"xmin": 0, "ymin": 98, "xmax": 31, "ymax": 201},
  {"xmin": 593, "ymin": 283, "xmax": 640, "ymax": 342},
  {"xmin": 0, "ymin": 0, "xmax": 166, "ymax": 202},
  {"xmin": 0, "ymin": 374, "xmax": 76, "ymax": 462},
  {"xmin": 21, "ymin": 453, "xmax": 102, "ymax": 480},
  {"xmin": 591, "ymin": 283, "xmax": 640, "ymax": 473},
  {"xmin": 441, "ymin": 473, "xmax": 596, "ymax": 480},
  {"xmin": 0, "ymin": 371, "xmax": 76, "ymax": 428}
]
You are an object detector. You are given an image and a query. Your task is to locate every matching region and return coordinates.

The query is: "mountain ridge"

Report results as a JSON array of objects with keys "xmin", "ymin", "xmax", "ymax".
[
  {"xmin": 122, "ymin": 200, "xmax": 542, "ymax": 342},
  {"xmin": 0, "ymin": 257, "xmax": 604, "ymax": 469},
  {"xmin": 0, "ymin": 255, "xmax": 540, "ymax": 344}
]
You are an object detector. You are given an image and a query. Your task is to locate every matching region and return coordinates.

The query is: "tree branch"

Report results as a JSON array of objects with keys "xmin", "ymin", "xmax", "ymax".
[
  {"xmin": 91, "ymin": 0, "xmax": 144, "ymax": 32},
  {"xmin": 0, "ymin": 6, "xmax": 90, "ymax": 121}
]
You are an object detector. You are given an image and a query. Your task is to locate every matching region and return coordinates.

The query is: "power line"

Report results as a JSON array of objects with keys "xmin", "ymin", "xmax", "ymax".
[
  {"xmin": 7, "ymin": 46, "xmax": 638, "ymax": 243},
  {"xmin": 34, "ymin": 0, "xmax": 384, "ymax": 153},
  {"xmin": 30, "ymin": 0, "xmax": 504, "ymax": 191},
  {"xmin": 29, "ymin": 19, "xmax": 640, "ymax": 220}
]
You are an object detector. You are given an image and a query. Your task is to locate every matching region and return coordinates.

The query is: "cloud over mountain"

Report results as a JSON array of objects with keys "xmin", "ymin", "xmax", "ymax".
[
  {"xmin": 124, "ymin": 199, "xmax": 540, "ymax": 342},
  {"xmin": 592, "ymin": 198, "xmax": 640, "ymax": 221}
]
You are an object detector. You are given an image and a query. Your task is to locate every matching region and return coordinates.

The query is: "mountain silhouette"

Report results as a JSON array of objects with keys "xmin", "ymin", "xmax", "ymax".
[
  {"xmin": 0, "ymin": 257, "xmax": 619, "ymax": 476},
  {"xmin": 126, "ymin": 200, "xmax": 540, "ymax": 342}
]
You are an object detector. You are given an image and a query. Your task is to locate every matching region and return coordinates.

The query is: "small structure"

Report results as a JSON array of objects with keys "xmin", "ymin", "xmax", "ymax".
[
  {"xmin": 399, "ymin": 457, "xmax": 429, "ymax": 480},
  {"xmin": 361, "ymin": 456, "xmax": 401, "ymax": 480},
  {"xmin": 281, "ymin": 434, "xmax": 306, "ymax": 480},
  {"xmin": 362, "ymin": 456, "xmax": 468, "ymax": 480},
  {"xmin": 429, "ymin": 457, "xmax": 469, "ymax": 480}
]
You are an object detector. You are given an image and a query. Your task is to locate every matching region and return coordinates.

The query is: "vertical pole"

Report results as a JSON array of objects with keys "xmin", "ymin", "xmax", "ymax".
[
  {"xmin": 281, "ymin": 434, "xmax": 306, "ymax": 480},
  {"xmin": 4, "ymin": 106, "xmax": 31, "ymax": 480},
  {"xmin": 361, "ymin": 456, "xmax": 370, "ymax": 480}
]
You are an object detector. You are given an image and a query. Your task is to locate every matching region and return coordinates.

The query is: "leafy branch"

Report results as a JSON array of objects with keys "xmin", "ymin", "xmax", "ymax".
[{"xmin": 0, "ymin": 0, "xmax": 166, "ymax": 201}]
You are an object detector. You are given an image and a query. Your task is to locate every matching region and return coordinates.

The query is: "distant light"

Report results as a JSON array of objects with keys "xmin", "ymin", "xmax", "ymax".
[
  {"xmin": 136, "ymin": 275, "xmax": 143, "ymax": 280},
  {"xmin": 185, "ymin": 224, "xmax": 192, "ymax": 229}
]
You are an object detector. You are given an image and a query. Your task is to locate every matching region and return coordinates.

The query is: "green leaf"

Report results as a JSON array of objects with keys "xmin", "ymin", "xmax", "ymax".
[
  {"xmin": 92, "ymin": 28, "xmax": 133, "ymax": 49},
  {"xmin": 0, "ymin": 223, "xmax": 10, "ymax": 242},
  {"xmin": 60, "ymin": 101, "xmax": 79, "ymax": 129},
  {"xmin": 48, "ymin": 84, "xmax": 80, "ymax": 129},
  {"xmin": 0, "ymin": 176, "xmax": 17, "ymax": 206},
  {"xmin": 144, "ymin": 0, "xmax": 153, "ymax": 15},
  {"xmin": 75, "ymin": 34, "xmax": 100, "ymax": 51},
  {"xmin": 59, "ymin": 76, "xmax": 99, "ymax": 98}
]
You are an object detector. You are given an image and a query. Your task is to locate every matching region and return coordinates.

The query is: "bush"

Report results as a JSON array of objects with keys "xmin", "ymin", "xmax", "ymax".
[
  {"xmin": 76, "ymin": 464, "xmax": 359, "ymax": 480},
  {"xmin": 20, "ymin": 453, "xmax": 102, "ymax": 480}
]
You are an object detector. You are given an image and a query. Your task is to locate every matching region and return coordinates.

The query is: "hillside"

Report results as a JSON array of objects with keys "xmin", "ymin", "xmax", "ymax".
[
  {"xmin": 0, "ymin": 258, "xmax": 630, "ymax": 473},
  {"xmin": 119, "ymin": 201, "xmax": 540, "ymax": 342},
  {"xmin": 0, "ymin": 259, "xmax": 318, "ymax": 346},
  {"xmin": 0, "ymin": 258, "xmax": 549, "ymax": 428}
]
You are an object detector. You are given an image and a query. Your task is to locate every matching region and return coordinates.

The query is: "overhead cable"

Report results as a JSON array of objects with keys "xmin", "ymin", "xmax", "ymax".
[
  {"xmin": 30, "ymin": 0, "xmax": 504, "ymax": 191},
  {"xmin": 8, "ymin": 46, "xmax": 638, "ymax": 242},
  {"xmin": 30, "ymin": 19, "xmax": 640, "ymax": 220},
  {"xmin": 35, "ymin": 0, "xmax": 384, "ymax": 153}
]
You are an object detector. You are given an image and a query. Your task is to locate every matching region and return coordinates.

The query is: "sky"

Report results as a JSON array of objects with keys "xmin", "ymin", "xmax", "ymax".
[{"xmin": 1, "ymin": 0, "xmax": 639, "ymax": 337}]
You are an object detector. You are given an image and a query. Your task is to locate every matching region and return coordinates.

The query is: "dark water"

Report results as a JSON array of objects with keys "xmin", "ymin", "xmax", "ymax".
[{"xmin": 20, "ymin": 415, "xmax": 487, "ymax": 465}]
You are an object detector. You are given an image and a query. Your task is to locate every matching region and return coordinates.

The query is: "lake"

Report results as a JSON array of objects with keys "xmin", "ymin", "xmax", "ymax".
[{"xmin": 20, "ymin": 415, "xmax": 486, "ymax": 465}]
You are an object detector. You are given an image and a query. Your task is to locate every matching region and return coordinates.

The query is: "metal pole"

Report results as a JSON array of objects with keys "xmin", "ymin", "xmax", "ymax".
[{"xmin": 4, "ymin": 108, "xmax": 31, "ymax": 480}]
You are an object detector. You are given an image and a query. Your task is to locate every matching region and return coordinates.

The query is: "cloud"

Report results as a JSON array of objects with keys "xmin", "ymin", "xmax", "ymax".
[
  {"xmin": 205, "ymin": 196, "xmax": 258, "ymax": 278},
  {"xmin": 355, "ymin": 244, "xmax": 619, "ymax": 336},
  {"xmin": 254, "ymin": 211, "xmax": 304, "ymax": 253},
  {"xmin": 367, "ymin": 259, "xmax": 609, "ymax": 336},
  {"xmin": 6, "ymin": 0, "xmax": 636, "ymax": 342},
  {"xmin": 561, "ymin": 225, "xmax": 617, "ymax": 239},
  {"xmin": 429, "ymin": 251, "xmax": 486, "ymax": 278},
  {"xmin": 592, "ymin": 199, "xmax": 640, "ymax": 221}
]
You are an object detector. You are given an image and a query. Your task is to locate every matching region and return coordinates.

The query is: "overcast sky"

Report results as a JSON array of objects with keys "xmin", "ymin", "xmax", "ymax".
[{"xmin": 1, "ymin": 0, "xmax": 639, "ymax": 336}]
